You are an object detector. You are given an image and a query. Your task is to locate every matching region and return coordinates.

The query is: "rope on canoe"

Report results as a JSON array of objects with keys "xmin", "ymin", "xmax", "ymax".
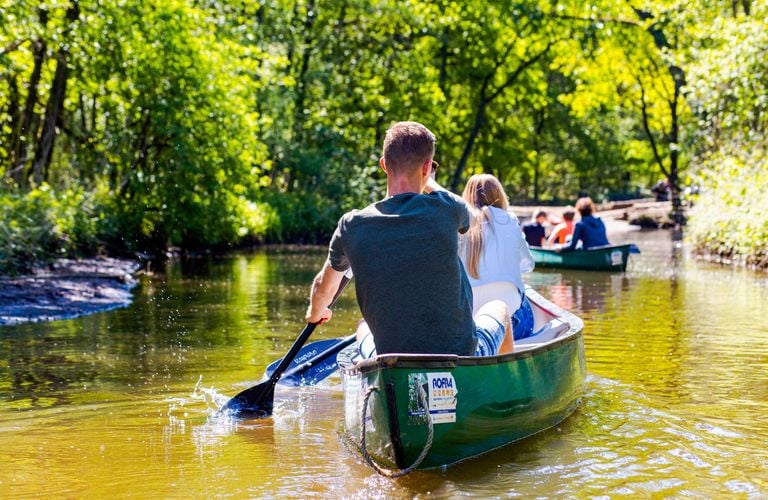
[{"xmin": 360, "ymin": 385, "xmax": 433, "ymax": 478}]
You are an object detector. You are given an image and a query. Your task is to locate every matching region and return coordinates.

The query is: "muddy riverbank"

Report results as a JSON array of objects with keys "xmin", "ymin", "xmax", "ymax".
[{"xmin": 0, "ymin": 257, "xmax": 141, "ymax": 326}]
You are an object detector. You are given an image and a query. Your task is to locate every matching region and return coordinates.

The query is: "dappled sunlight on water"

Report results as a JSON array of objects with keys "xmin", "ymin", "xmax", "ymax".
[{"xmin": 1, "ymin": 242, "xmax": 767, "ymax": 496}]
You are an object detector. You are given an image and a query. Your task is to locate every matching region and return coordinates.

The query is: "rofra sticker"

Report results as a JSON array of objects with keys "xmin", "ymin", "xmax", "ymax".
[{"xmin": 426, "ymin": 372, "xmax": 458, "ymax": 424}]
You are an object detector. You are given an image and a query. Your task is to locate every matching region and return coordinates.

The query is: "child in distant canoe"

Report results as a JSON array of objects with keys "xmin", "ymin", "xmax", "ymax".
[
  {"xmin": 460, "ymin": 174, "xmax": 536, "ymax": 341},
  {"xmin": 546, "ymin": 206, "xmax": 576, "ymax": 247}
]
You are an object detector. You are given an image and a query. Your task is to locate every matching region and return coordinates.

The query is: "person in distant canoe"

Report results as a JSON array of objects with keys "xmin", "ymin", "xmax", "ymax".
[
  {"xmin": 563, "ymin": 197, "xmax": 610, "ymax": 250},
  {"xmin": 305, "ymin": 121, "xmax": 513, "ymax": 357},
  {"xmin": 546, "ymin": 206, "xmax": 576, "ymax": 247},
  {"xmin": 460, "ymin": 174, "xmax": 536, "ymax": 341},
  {"xmin": 521, "ymin": 209, "xmax": 548, "ymax": 247}
]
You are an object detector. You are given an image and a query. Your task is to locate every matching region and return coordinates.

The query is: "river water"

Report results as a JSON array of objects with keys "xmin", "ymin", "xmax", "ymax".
[{"xmin": 1, "ymin": 230, "xmax": 767, "ymax": 497}]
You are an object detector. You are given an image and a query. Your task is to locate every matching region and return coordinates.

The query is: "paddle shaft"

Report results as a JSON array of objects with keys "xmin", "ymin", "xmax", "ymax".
[{"xmin": 225, "ymin": 270, "xmax": 352, "ymax": 414}]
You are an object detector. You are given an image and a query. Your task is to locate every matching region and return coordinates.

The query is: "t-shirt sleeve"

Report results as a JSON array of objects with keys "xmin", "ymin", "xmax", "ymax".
[
  {"xmin": 458, "ymin": 201, "xmax": 472, "ymax": 234},
  {"xmin": 519, "ymin": 232, "xmax": 536, "ymax": 273},
  {"xmin": 328, "ymin": 216, "xmax": 351, "ymax": 272},
  {"xmin": 446, "ymin": 191, "xmax": 471, "ymax": 233},
  {"xmin": 428, "ymin": 190, "xmax": 471, "ymax": 233}
]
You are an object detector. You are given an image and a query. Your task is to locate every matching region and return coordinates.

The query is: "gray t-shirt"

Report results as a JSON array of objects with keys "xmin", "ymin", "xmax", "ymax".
[{"xmin": 328, "ymin": 191, "xmax": 475, "ymax": 355}]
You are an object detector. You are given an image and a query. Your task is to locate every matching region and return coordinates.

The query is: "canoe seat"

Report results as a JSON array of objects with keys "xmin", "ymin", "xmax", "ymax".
[{"xmin": 517, "ymin": 318, "xmax": 569, "ymax": 346}]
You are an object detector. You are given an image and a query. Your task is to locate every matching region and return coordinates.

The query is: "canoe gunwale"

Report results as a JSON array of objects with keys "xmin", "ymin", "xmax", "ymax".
[
  {"xmin": 530, "ymin": 243, "xmax": 633, "ymax": 271},
  {"xmin": 341, "ymin": 288, "xmax": 583, "ymax": 376},
  {"xmin": 530, "ymin": 243, "xmax": 634, "ymax": 255},
  {"xmin": 345, "ymin": 332, "xmax": 582, "ymax": 376}
]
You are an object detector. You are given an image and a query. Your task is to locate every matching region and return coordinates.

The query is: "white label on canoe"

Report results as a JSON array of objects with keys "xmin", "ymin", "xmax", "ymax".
[
  {"xmin": 610, "ymin": 250, "xmax": 623, "ymax": 266},
  {"xmin": 427, "ymin": 372, "xmax": 457, "ymax": 424}
]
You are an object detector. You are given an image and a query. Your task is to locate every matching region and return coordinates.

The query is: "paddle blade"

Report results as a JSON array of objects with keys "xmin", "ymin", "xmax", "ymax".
[
  {"xmin": 265, "ymin": 356, "xmax": 341, "ymax": 387},
  {"xmin": 221, "ymin": 380, "xmax": 275, "ymax": 418},
  {"xmin": 265, "ymin": 335, "xmax": 355, "ymax": 386}
]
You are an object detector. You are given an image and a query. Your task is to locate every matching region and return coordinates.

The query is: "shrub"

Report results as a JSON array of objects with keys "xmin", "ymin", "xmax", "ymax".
[
  {"xmin": 0, "ymin": 185, "xmax": 106, "ymax": 274},
  {"xmin": 686, "ymin": 147, "xmax": 768, "ymax": 267}
]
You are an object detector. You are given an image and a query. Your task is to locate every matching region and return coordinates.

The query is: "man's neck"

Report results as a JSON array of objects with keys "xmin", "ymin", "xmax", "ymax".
[{"xmin": 386, "ymin": 175, "xmax": 425, "ymax": 198}]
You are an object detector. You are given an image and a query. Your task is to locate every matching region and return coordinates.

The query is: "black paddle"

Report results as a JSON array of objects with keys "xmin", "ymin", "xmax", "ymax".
[{"xmin": 222, "ymin": 270, "xmax": 353, "ymax": 418}]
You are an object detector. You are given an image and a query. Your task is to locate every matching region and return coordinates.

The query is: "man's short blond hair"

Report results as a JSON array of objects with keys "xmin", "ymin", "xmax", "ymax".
[{"xmin": 382, "ymin": 121, "xmax": 436, "ymax": 175}]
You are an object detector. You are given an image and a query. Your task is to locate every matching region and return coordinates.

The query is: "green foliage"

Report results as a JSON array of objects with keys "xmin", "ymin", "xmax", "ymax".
[
  {"xmin": 684, "ymin": 10, "xmax": 768, "ymax": 149},
  {"xmin": 0, "ymin": 185, "xmax": 104, "ymax": 274},
  {"xmin": 686, "ymin": 148, "xmax": 768, "ymax": 267},
  {"xmin": 1, "ymin": 0, "xmax": 766, "ymax": 268}
]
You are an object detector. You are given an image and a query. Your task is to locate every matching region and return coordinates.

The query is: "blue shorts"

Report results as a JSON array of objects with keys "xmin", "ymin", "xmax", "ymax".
[
  {"xmin": 357, "ymin": 315, "xmax": 506, "ymax": 358},
  {"xmin": 511, "ymin": 293, "xmax": 535, "ymax": 340}
]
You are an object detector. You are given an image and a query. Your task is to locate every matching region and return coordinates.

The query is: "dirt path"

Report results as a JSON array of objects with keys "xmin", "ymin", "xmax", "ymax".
[{"xmin": 0, "ymin": 257, "xmax": 141, "ymax": 326}]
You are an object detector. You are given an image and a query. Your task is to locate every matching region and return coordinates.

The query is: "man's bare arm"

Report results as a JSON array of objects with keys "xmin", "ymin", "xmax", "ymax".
[{"xmin": 306, "ymin": 260, "xmax": 345, "ymax": 324}]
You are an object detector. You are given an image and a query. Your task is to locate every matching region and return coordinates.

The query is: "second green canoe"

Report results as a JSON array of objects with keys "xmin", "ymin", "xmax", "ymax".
[{"xmin": 530, "ymin": 243, "xmax": 637, "ymax": 271}]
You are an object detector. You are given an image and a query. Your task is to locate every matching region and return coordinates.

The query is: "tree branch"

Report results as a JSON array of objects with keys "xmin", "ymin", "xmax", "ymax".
[
  {"xmin": 635, "ymin": 75, "xmax": 669, "ymax": 179},
  {"xmin": 0, "ymin": 39, "xmax": 25, "ymax": 56}
]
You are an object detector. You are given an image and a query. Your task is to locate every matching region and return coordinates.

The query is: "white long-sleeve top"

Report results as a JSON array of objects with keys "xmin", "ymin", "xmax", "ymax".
[{"xmin": 460, "ymin": 206, "xmax": 535, "ymax": 314}]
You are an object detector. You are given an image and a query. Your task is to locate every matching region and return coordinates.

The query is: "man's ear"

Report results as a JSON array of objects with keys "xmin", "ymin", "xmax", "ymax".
[
  {"xmin": 421, "ymin": 159, "xmax": 431, "ymax": 177},
  {"xmin": 379, "ymin": 156, "xmax": 388, "ymax": 174}
]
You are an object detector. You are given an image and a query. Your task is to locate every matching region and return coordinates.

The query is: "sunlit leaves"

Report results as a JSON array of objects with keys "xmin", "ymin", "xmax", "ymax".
[{"xmin": 1, "ymin": 0, "xmax": 765, "ymax": 262}]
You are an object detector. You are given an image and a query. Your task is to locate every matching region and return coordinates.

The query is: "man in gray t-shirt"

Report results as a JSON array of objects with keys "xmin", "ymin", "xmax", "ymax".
[{"xmin": 306, "ymin": 121, "xmax": 511, "ymax": 356}]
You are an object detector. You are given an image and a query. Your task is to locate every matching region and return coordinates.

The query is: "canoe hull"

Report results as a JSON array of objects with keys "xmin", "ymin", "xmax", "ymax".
[
  {"xmin": 340, "ymin": 289, "xmax": 585, "ymax": 471},
  {"xmin": 530, "ymin": 244, "xmax": 633, "ymax": 271}
]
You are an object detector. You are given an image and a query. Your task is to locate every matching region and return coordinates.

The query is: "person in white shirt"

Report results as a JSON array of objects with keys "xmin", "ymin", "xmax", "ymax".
[{"xmin": 460, "ymin": 174, "xmax": 536, "ymax": 341}]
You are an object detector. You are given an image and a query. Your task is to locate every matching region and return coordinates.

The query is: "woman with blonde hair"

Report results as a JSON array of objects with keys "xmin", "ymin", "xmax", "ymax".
[{"xmin": 460, "ymin": 174, "xmax": 536, "ymax": 341}]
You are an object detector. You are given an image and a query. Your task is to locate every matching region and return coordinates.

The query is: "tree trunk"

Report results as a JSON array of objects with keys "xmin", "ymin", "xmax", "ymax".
[
  {"xmin": 669, "ymin": 81, "xmax": 684, "ymax": 226},
  {"xmin": 30, "ymin": 2, "xmax": 79, "ymax": 185},
  {"xmin": 31, "ymin": 52, "xmax": 69, "ymax": 184},
  {"xmin": 634, "ymin": 7, "xmax": 687, "ymax": 225},
  {"xmin": 532, "ymin": 107, "xmax": 546, "ymax": 201},
  {"xmin": 4, "ymin": 76, "xmax": 21, "ymax": 183},
  {"xmin": 12, "ymin": 34, "xmax": 47, "ymax": 187},
  {"xmin": 449, "ymin": 42, "xmax": 553, "ymax": 192},
  {"xmin": 450, "ymin": 100, "xmax": 486, "ymax": 192}
]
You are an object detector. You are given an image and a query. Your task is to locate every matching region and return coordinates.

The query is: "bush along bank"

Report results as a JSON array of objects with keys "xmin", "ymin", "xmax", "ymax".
[
  {"xmin": 686, "ymin": 148, "xmax": 768, "ymax": 269},
  {"xmin": 0, "ymin": 183, "xmax": 344, "ymax": 276}
]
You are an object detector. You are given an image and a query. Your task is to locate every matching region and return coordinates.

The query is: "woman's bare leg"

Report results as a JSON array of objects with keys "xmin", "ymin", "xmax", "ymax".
[{"xmin": 475, "ymin": 300, "xmax": 514, "ymax": 354}]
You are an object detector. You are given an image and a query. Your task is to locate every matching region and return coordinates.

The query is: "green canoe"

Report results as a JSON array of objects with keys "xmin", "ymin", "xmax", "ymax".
[
  {"xmin": 339, "ymin": 288, "xmax": 585, "ymax": 476},
  {"xmin": 530, "ymin": 243, "xmax": 636, "ymax": 271}
]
